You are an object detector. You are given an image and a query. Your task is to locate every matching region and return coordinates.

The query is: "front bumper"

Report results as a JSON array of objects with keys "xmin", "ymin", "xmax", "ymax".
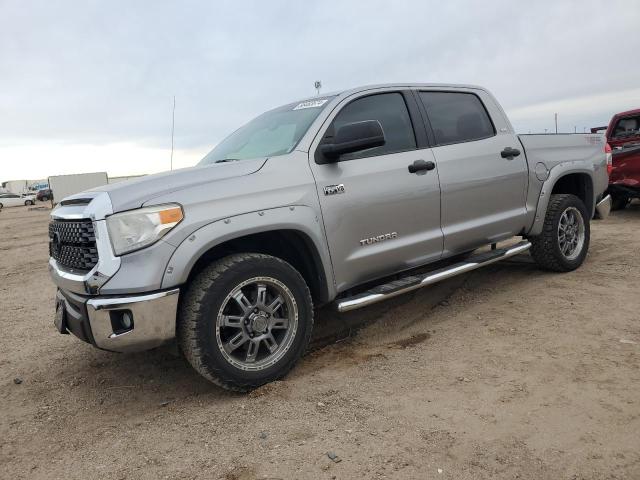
[{"xmin": 56, "ymin": 288, "xmax": 179, "ymax": 353}]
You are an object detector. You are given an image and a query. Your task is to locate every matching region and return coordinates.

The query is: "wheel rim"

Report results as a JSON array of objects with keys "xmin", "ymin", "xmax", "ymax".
[
  {"xmin": 215, "ymin": 276, "xmax": 298, "ymax": 371},
  {"xmin": 557, "ymin": 206, "xmax": 585, "ymax": 261}
]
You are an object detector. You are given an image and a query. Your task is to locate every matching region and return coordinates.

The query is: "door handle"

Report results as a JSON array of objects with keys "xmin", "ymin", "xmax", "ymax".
[
  {"xmin": 501, "ymin": 147, "xmax": 521, "ymax": 159},
  {"xmin": 408, "ymin": 159, "xmax": 435, "ymax": 174}
]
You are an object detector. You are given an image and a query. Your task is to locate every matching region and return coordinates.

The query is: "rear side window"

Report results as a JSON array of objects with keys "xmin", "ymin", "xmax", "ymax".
[
  {"xmin": 330, "ymin": 92, "xmax": 417, "ymax": 160},
  {"xmin": 419, "ymin": 91, "xmax": 495, "ymax": 145}
]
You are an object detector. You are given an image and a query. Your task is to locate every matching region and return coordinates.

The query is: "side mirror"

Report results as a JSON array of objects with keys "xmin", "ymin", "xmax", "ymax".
[{"xmin": 320, "ymin": 120, "xmax": 385, "ymax": 161}]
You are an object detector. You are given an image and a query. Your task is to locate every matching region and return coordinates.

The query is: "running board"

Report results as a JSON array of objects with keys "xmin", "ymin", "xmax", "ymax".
[{"xmin": 336, "ymin": 241, "xmax": 531, "ymax": 313}]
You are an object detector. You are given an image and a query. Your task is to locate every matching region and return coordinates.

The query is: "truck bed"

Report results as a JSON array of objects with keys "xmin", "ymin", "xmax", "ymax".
[
  {"xmin": 518, "ymin": 133, "xmax": 609, "ymax": 212},
  {"xmin": 518, "ymin": 133, "xmax": 606, "ymax": 167}
]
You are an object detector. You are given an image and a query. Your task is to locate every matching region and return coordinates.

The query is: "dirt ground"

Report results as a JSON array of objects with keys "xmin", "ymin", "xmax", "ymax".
[{"xmin": 1, "ymin": 203, "xmax": 639, "ymax": 480}]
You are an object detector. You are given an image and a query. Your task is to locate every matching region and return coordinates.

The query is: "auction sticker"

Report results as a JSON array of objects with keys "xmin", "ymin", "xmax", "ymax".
[{"xmin": 293, "ymin": 99, "xmax": 329, "ymax": 110}]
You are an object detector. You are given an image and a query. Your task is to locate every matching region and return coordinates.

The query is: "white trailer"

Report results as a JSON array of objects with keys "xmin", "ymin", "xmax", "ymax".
[
  {"xmin": 48, "ymin": 172, "xmax": 108, "ymax": 204},
  {"xmin": 3, "ymin": 180, "xmax": 29, "ymax": 194}
]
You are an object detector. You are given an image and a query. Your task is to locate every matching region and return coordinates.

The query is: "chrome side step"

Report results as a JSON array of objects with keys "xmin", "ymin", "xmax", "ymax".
[{"xmin": 336, "ymin": 241, "xmax": 531, "ymax": 313}]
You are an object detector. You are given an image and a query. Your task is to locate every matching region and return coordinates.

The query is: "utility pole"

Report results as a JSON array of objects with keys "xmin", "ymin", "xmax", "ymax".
[
  {"xmin": 170, "ymin": 96, "xmax": 176, "ymax": 171},
  {"xmin": 314, "ymin": 80, "xmax": 322, "ymax": 96},
  {"xmin": 574, "ymin": 126, "xmax": 577, "ymax": 133},
  {"xmin": 554, "ymin": 113, "xmax": 558, "ymax": 134}
]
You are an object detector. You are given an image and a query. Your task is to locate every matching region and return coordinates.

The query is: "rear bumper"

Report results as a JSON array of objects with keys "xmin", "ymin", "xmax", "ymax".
[
  {"xmin": 595, "ymin": 194, "xmax": 612, "ymax": 219},
  {"xmin": 56, "ymin": 288, "xmax": 179, "ymax": 353}
]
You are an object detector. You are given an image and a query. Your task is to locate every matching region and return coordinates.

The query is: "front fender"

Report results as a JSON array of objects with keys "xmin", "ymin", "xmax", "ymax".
[{"xmin": 160, "ymin": 205, "xmax": 336, "ymax": 299}]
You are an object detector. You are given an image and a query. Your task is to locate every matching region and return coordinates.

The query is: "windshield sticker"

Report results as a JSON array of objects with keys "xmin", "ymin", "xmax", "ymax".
[{"xmin": 293, "ymin": 99, "xmax": 329, "ymax": 110}]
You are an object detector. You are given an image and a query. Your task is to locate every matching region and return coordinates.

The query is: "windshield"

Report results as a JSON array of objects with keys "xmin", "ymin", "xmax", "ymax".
[{"xmin": 199, "ymin": 97, "xmax": 334, "ymax": 165}]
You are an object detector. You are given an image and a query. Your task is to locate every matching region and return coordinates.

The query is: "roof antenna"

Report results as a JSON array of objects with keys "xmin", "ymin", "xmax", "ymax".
[{"xmin": 170, "ymin": 96, "xmax": 176, "ymax": 170}]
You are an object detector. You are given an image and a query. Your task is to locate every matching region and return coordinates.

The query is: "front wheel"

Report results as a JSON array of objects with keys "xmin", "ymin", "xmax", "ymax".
[
  {"xmin": 529, "ymin": 193, "xmax": 590, "ymax": 272},
  {"xmin": 178, "ymin": 253, "xmax": 314, "ymax": 391},
  {"xmin": 25, "ymin": 200, "xmax": 33, "ymax": 206}
]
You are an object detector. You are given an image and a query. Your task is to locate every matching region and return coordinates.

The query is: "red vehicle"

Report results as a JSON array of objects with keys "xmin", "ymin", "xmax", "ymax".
[{"xmin": 594, "ymin": 108, "xmax": 640, "ymax": 210}]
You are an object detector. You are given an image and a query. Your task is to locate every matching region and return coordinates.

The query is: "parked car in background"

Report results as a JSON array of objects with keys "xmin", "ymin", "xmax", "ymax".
[
  {"xmin": 0, "ymin": 192, "xmax": 36, "ymax": 210},
  {"xmin": 599, "ymin": 108, "xmax": 640, "ymax": 209},
  {"xmin": 37, "ymin": 188, "xmax": 53, "ymax": 202}
]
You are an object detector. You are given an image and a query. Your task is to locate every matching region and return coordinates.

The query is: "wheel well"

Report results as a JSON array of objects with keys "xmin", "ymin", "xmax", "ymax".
[
  {"xmin": 187, "ymin": 230, "xmax": 330, "ymax": 305},
  {"xmin": 551, "ymin": 173, "xmax": 594, "ymax": 214}
]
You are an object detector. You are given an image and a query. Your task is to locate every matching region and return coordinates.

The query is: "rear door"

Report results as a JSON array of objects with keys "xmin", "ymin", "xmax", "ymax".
[
  {"xmin": 309, "ymin": 90, "xmax": 443, "ymax": 292},
  {"xmin": 416, "ymin": 89, "xmax": 528, "ymax": 255}
]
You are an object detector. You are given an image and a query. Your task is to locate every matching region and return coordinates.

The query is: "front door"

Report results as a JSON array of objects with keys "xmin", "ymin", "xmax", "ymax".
[{"xmin": 309, "ymin": 91, "xmax": 443, "ymax": 292}]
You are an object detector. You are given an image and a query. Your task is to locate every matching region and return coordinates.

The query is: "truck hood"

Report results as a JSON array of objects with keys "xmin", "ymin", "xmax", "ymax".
[{"xmin": 91, "ymin": 157, "xmax": 268, "ymax": 212}]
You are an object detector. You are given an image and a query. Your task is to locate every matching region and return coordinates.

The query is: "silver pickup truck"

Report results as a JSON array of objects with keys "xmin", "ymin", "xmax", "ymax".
[{"xmin": 49, "ymin": 83, "xmax": 611, "ymax": 391}]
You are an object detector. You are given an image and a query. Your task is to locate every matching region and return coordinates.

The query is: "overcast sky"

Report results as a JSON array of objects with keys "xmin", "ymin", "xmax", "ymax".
[{"xmin": 2, "ymin": 0, "xmax": 639, "ymax": 183}]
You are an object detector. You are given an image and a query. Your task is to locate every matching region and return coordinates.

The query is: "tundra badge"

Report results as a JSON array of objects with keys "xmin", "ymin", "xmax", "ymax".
[{"xmin": 360, "ymin": 232, "xmax": 398, "ymax": 246}]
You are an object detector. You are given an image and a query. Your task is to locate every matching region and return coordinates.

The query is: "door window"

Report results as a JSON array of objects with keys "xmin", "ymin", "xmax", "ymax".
[
  {"xmin": 329, "ymin": 93, "xmax": 417, "ymax": 160},
  {"xmin": 419, "ymin": 91, "xmax": 495, "ymax": 145}
]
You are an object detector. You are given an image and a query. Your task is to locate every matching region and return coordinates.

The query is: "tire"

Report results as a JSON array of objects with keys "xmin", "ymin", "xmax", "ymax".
[
  {"xmin": 41, "ymin": 196, "xmax": 49, "ymax": 202},
  {"xmin": 529, "ymin": 193, "xmax": 590, "ymax": 272},
  {"xmin": 178, "ymin": 253, "xmax": 314, "ymax": 391},
  {"xmin": 25, "ymin": 200, "xmax": 33, "ymax": 206},
  {"xmin": 0, "ymin": 203, "xmax": 3, "ymax": 211},
  {"xmin": 610, "ymin": 194, "xmax": 629, "ymax": 211}
]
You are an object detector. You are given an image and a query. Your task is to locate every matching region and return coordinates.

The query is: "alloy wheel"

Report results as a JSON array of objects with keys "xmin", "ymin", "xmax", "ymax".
[
  {"xmin": 215, "ymin": 276, "xmax": 298, "ymax": 371},
  {"xmin": 557, "ymin": 206, "xmax": 585, "ymax": 261}
]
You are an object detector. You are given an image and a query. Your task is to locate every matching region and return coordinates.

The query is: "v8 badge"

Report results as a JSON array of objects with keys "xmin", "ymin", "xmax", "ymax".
[{"xmin": 323, "ymin": 184, "xmax": 345, "ymax": 196}]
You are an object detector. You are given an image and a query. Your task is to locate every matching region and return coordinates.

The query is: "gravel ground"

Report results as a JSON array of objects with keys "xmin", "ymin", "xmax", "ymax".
[{"xmin": 1, "ymin": 203, "xmax": 639, "ymax": 480}]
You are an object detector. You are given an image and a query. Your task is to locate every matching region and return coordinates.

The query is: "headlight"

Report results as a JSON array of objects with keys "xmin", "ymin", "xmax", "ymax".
[{"xmin": 106, "ymin": 204, "xmax": 183, "ymax": 256}]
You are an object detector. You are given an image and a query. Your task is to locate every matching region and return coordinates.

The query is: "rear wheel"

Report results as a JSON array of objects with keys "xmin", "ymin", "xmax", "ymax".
[
  {"xmin": 178, "ymin": 253, "xmax": 314, "ymax": 391},
  {"xmin": 529, "ymin": 193, "xmax": 590, "ymax": 272},
  {"xmin": 25, "ymin": 200, "xmax": 33, "ymax": 206},
  {"xmin": 41, "ymin": 196, "xmax": 49, "ymax": 202}
]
